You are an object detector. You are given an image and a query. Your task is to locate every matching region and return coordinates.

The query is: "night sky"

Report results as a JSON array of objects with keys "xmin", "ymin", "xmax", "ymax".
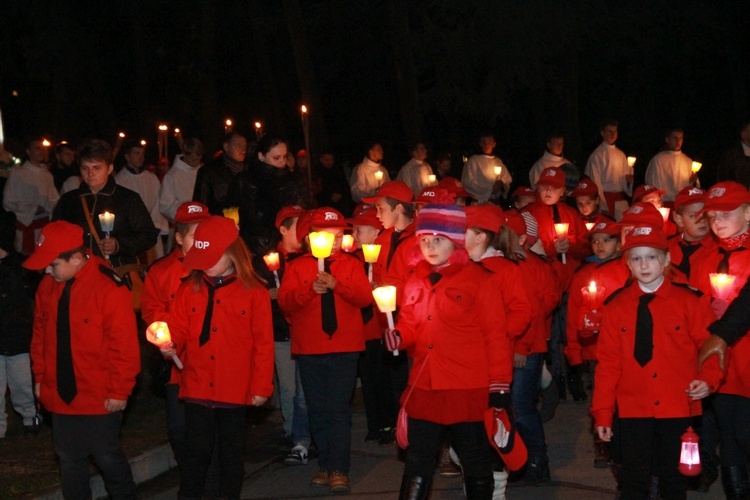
[{"xmin": 1, "ymin": 0, "xmax": 749, "ymax": 184}]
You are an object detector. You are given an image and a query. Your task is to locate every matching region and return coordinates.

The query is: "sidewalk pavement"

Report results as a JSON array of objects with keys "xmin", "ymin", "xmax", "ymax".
[{"xmin": 136, "ymin": 399, "xmax": 723, "ymax": 499}]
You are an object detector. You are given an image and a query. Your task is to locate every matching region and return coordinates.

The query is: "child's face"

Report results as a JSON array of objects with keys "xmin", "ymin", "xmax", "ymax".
[
  {"xmin": 280, "ymin": 218, "xmax": 302, "ymax": 252},
  {"xmin": 590, "ymin": 234, "xmax": 620, "ymax": 261},
  {"xmin": 576, "ymin": 196, "xmax": 597, "ymax": 216},
  {"xmin": 176, "ymin": 223, "xmax": 199, "ymax": 255},
  {"xmin": 674, "ymin": 203, "xmax": 709, "ymax": 241},
  {"xmin": 464, "ymin": 228, "xmax": 485, "ymax": 256},
  {"xmin": 707, "ymin": 205, "xmax": 750, "ymax": 239},
  {"xmin": 537, "ymin": 184, "xmax": 564, "ymax": 205},
  {"xmin": 375, "ymin": 199, "xmax": 401, "ymax": 230},
  {"xmin": 419, "ymin": 234, "xmax": 455, "ymax": 266},
  {"xmin": 641, "ymin": 192, "xmax": 663, "ymax": 209},
  {"xmin": 205, "ymin": 254, "xmax": 234, "ymax": 277},
  {"xmin": 353, "ymin": 225, "xmax": 378, "ymax": 246},
  {"xmin": 46, "ymin": 254, "xmax": 83, "ymax": 282},
  {"xmin": 626, "ymin": 247, "xmax": 669, "ymax": 288}
]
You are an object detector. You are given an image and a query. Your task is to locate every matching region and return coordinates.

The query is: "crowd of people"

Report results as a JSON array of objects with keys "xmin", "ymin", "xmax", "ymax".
[{"xmin": 0, "ymin": 116, "xmax": 749, "ymax": 500}]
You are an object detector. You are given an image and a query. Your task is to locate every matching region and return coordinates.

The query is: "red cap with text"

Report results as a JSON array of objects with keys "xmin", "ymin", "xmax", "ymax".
[
  {"xmin": 465, "ymin": 204, "xmax": 505, "ymax": 233},
  {"xmin": 569, "ymin": 179, "xmax": 598, "ymax": 198},
  {"xmin": 23, "ymin": 221, "xmax": 84, "ymax": 270},
  {"xmin": 535, "ymin": 167, "xmax": 565, "ymax": 189},
  {"xmin": 619, "ymin": 202, "xmax": 663, "ymax": 228},
  {"xmin": 310, "ymin": 207, "xmax": 350, "ymax": 230},
  {"xmin": 633, "ymin": 184, "xmax": 665, "ymax": 202},
  {"xmin": 587, "ymin": 220, "xmax": 620, "ymax": 238},
  {"xmin": 183, "ymin": 216, "xmax": 239, "ymax": 270},
  {"xmin": 700, "ymin": 181, "xmax": 750, "ymax": 213},
  {"xmin": 437, "ymin": 176, "xmax": 472, "ymax": 199},
  {"xmin": 673, "ymin": 186, "xmax": 706, "ymax": 213},
  {"xmin": 620, "ymin": 225, "xmax": 668, "ymax": 252},
  {"xmin": 345, "ymin": 205, "xmax": 382, "ymax": 230},
  {"xmin": 415, "ymin": 187, "xmax": 456, "ymax": 206},
  {"xmin": 362, "ymin": 180, "xmax": 414, "ymax": 204},
  {"xmin": 174, "ymin": 202, "xmax": 211, "ymax": 224}
]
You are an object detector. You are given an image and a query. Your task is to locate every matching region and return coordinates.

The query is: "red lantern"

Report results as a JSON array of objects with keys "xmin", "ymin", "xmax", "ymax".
[{"xmin": 678, "ymin": 427, "xmax": 701, "ymax": 476}]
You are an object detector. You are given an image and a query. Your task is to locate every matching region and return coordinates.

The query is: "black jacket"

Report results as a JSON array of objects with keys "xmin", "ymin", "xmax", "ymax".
[
  {"xmin": 716, "ymin": 142, "xmax": 750, "ymax": 186},
  {"xmin": 53, "ymin": 176, "xmax": 157, "ymax": 267},
  {"xmin": 0, "ymin": 251, "xmax": 40, "ymax": 355},
  {"xmin": 192, "ymin": 153, "xmax": 248, "ymax": 215}
]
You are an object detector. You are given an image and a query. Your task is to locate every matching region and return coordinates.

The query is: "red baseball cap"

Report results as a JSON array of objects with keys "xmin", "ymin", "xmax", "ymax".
[
  {"xmin": 501, "ymin": 210, "xmax": 528, "ymax": 237},
  {"xmin": 673, "ymin": 186, "xmax": 706, "ymax": 213},
  {"xmin": 465, "ymin": 204, "xmax": 505, "ymax": 233},
  {"xmin": 619, "ymin": 202, "xmax": 663, "ymax": 228},
  {"xmin": 174, "ymin": 202, "xmax": 211, "ymax": 224},
  {"xmin": 415, "ymin": 187, "xmax": 456, "ymax": 205},
  {"xmin": 484, "ymin": 407, "xmax": 528, "ymax": 472},
  {"xmin": 23, "ymin": 221, "xmax": 84, "ymax": 270},
  {"xmin": 620, "ymin": 225, "xmax": 668, "ymax": 252},
  {"xmin": 633, "ymin": 184, "xmax": 665, "ymax": 202},
  {"xmin": 362, "ymin": 180, "xmax": 414, "ymax": 204},
  {"xmin": 569, "ymin": 179, "xmax": 598, "ymax": 198},
  {"xmin": 275, "ymin": 205, "xmax": 306, "ymax": 229},
  {"xmin": 437, "ymin": 176, "xmax": 471, "ymax": 199},
  {"xmin": 511, "ymin": 186, "xmax": 536, "ymax": 200},
  {"xmin": 701, "ymin": 181, "xmax": 750, "ymax": 213},
  {"xmin": 587, "ymin": 220, "xmax": 620, "ymax": 238},
  {"xmin": 345, "ymin": 205, "xmax": 382, "ymax": 229},
  {"xmin": 310, "ymin": 207, "xmax": 349, "ymax": 230},
  {"xmin": 536, "ymin": 167, "xmax": 565, "ymax": 189},
  {"xmin": 295, "ymin": 210, "xmax": 314, "ymax": 243},
  {"xmin": 183, "ymin": 216, "xmax": 239, "ymax": 270}
]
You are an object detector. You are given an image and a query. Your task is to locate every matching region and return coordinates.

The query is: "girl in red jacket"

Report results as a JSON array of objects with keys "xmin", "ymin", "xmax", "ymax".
[
  {"xmin": 385, "ymin": 203, "xmax": 514, "ymax": 499},
  {"xmin": 159, "ymin": 215, "xmax": 274, "ymax": 500},
  {"xmin": 591, "ymin": 224, "xmax": 722, "ymax": 499}
]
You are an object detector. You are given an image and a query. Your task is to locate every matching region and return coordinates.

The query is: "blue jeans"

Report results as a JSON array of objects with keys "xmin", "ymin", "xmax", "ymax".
[
  {"xmin": 0, "ymin": 353, "xmax": 36, "ymax": 436},
  {"xmin": 275, "ymin": 341, "xmax": 310, "ymax": 447},
  {"xmin": 511, "ymin": 352, "xmax": 547, "ymax": 456},
  {"xmin": 297, "ymin": 352, "xmax": 359, "ymax": 473},
  {"xmin": 292, "ymin": 361, "xmax": 311, "ymax": 448}
]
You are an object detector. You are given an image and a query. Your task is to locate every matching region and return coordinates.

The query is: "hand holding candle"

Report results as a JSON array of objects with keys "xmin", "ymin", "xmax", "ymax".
[
  {"xmin": 146, "ymin": 321, "xmax": 183, "ymax": 369},
  {"xmin": 362, "ymin": 244, "xmax": 381, "ymax": 282},
  {"xmin": 493, "ymin": 165, "xmax": 502, "ymax": 178},
  {"xmin": 309, "ymin": 231, "xmax": 335, "ymax": 272},
  {"xmin": 372, "ymin": 285, "xmax": 399, "ymax": 356},
  {"xmin": 554, "ymin": 223, "xmax": 569, "ymax": 264},
  {"xmin": 98, "ymin": 212, "xmax": 115, "ymax": 259}
]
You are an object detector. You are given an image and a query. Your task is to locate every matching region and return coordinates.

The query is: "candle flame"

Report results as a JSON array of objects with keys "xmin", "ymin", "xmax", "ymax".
[
  {"xmin": 494, "ymin": 166, "xmax": 502, "ymax": 176},
  {"xmin": 118, "ymin": 132, "xmax": 126, "ymax": 138},
  {"xmin": 691, "ymin": 161, "xmax": 702, "ymax": 173},
  {"xmin": 372, "ymin": 285, "xmax": 397, "ymax": 313},
  {"xmin": 361, "ymin": 244, "xmax": 381, "ymax": 263},
  {"xmin": 585, "ymin": 222, "xmax": 595, "ymax": 231},
  {"xmin": 627, "ymin": 156, "xmax": 637, "ymax": 167},
  {"xmin": 140, "ymin": 139, "xmax": 147, "ymax": 146},
  {"xmin": 42, "ymin": 139, "xmax": 51, "ymax": 147},
  {"xmin": 588, "ymin": 281, "xmax": 597, "ymax": 294},
  {"xmin": 554, "ymin": 223, "xmax": 569, "ymax": 237},
  {"xmin": 225, "ymin": 119, "xmax": 233, "ymax": 127},
  {"xmin": 158, "ymin": 124, "xmax": 168, "ymax": 131},
  {"xmin": 300, "ymin": 105, "xmax": 308, "ymax": 114},
  {"xmin": 309, "ymin": 231, "xmax": 335, "ymax": 259},
  {"xmin": 374, "ymin": 171, "xmax": 384, "ymax": 180},
  {"xmin": 174, "ymin": 128, "xmax": 180, "ymax": 134},
  {"xmin": 254, "ymin": 121, "xmax": 262, "ymax": 129}
]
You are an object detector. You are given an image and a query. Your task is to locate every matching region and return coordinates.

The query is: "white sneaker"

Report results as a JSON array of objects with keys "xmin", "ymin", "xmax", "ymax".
[{"xmin": 284, "ymin": 444, "xmax": 308, "ymax": 465}]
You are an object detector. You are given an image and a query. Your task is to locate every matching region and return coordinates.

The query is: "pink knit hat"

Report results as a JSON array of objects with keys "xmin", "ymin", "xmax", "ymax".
[{"xmin": 416, "ymin": 204, "xmax": 467, "ymax": 248}]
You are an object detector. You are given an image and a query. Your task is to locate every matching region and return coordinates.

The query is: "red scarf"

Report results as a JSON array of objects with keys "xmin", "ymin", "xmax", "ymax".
[{"xmin": 719, "ymin": 230, "xmax": 750, "ymax": 251}]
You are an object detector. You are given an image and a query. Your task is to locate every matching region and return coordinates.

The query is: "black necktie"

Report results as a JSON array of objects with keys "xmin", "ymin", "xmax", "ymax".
[
  {"xmin": 199, "ymin": 285, "xmax": 217, "ymax": 346},
  {"xmin": 428, "ymin": 272, "xmax": 442, "ymax": 286},
  {"xmin": 717, "ymin": 247, "xmax": 746, "ymax": 274},
  {"xmin": 360, "ymin": 261, "xmax": 374, "ymax": 324},
  {"xmin": 551, "ymin": 204, "xmax": 562, "ymax": 224},
  {"xmin": 676, "ymin": 241, "xmax": 700, "ymax": 277},
  {"xmin": 388, "ymin": 230, "xmax": 402, "ymax": 268},
  {"xmin": 634, "ymin": 294, "xmax": 657, "ymax": 367},
  {"xmin": 322, "ymin": 260, "xmax": 338, "ymax": 336},
  {"xmin": 57, "ymin": 279, "xmax": 77, "ymax": 404}
]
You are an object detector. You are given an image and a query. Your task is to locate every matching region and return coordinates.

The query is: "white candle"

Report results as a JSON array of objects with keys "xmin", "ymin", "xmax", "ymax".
[{"xmin": 372, "ymin": 286, "xmax": 399, "ymax": 356}]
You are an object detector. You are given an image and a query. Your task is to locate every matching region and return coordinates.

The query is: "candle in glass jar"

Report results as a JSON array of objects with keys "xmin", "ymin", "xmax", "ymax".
[
  {"xmin": 585, "ymin": 222, "xmax": 595, "ymax": 231},
  {"xmin": 263, "ymin": 252, "xmax": 280, "ymax": 271},
  {"xmin": 493, "ymin": 165, "xmax": 502, "ymax": 177}
]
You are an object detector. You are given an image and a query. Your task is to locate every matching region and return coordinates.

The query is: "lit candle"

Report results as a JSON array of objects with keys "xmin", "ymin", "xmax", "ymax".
[
  {"xmin": 709, "ymin": 273, "xmax": 736, "ymax": 301},
  {"xmin": 341, "ymin": 234, "xmax": 355, "ymax": 252},
  {"xmin": 42, "ymin": 139, "xmax": 51, "ymax": 147},
  {"xmin": 263, "ymin": 252, "xmax": 281, "ymax": 287},
  {"xmin": 493, "ymin": 165, "xmax": 502, "ymax": 177},
  {"xmin": 98, "ymin": 211, "xmax": 115, "ymax": 233},
  {"xmin": 658, "ymin": 207, "xmax": 670, "ymax": 223},
  {"xmin": 554, "ymin": 223, "xmax": 569, "ymax": 264},
  {"xmin": 362, "ymin": 244, "xmax": 381, "ymax": 282},
  {"xmin": 158, "ymin": 124, "xmax": 168, "ymax": 161},
  {"xmin": 309, "ymin": 231, "xmax": 335, "ymax": 272},
  {"xmin": 691, "ymin": 161, "xmax": 702, "ymax": 173},
  {"xmin": 585, "ymin": 222, "xmax": 595, "ymax": 231},
  {"xmin": 173, "ymin": 128, "xmax": 180, "ymax": 135},
  {"xmin": 146, "ymin": 321, "xmax": 183, "ymax": 369},
  {"xmin": 300, "ymin": 104, "xmax": 308, "ymax": 115},
  {"xmin": 140, "ymin": 139, "xmax": 147, "ymax": 147},
  {"xmin": 678, "ymin": 427, "xmax": 701, "ymax": 477},
  {"xmin": 224, "ymin": 118, "xmax": 233, "ymax": 133},
  {"xmin": 222, "ymin": 207, "xmax": 240, "ymax": 226},
  {"xmin": 118, "ymin": 132, "xmax": 126, "ymax": 138},
  {"xmin": 374, "ymin": 170, "xmax": 384, "ymax": 187},
  {"xmin": 627, "ymin": 156, "xmax": 636, "ymax": 167},
  {"xmin": 372, "ymin": 285, "xmax": 399, "ymax": 356},
  {"xmin": 588, "ymin": 281, "xmax": 597, "ymax": 294},
  {"xmin": 254, "ymin": 121, "xmax": 262, "ymax": 141},
  {"xmin": 427, "ymin": 174, "xmax": 437, "ymax": 184},
  {"xmin": 581, "ymin": 281, "xmax": 606, "ymax": 309}
]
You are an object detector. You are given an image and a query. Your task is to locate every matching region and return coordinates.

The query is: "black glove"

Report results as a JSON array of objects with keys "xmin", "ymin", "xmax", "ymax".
[{"xmin": 489, "ymin": 391, "xmax": 512, "ymax": 411}]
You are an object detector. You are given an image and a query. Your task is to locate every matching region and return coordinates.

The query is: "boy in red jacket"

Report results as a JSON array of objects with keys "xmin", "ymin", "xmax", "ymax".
[
  {"xmin": 26, "ymin": 221, "xmax": 140, "ymax": 499},
  {"xmin": 591, "ymin": 224, "xmax": 722, "ymax": 499}
]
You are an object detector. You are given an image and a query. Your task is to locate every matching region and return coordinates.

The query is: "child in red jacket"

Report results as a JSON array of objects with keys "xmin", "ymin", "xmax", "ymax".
[
  {"xmin": 591, "ymin": 224, "xmax": 722, "ymax": 499},
  {"xmin": 278, "ymin": 207, "xmax": 373, "ymax": 494},
  {"xmin": 159, "ymin": 216, "xmax": 274, "ymax": 499},
  {"xmin": 385, "ymin": 203, "xmax": 514, "ymax": 499}
]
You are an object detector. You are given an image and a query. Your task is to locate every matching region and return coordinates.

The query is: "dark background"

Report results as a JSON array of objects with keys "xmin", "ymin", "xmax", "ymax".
[{"xmin": 1, "ymin": 0, "xmax": 748, "ymax": 185}]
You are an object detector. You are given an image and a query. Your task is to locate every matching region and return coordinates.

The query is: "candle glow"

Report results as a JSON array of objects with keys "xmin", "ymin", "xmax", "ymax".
[
  {"xmin": 174, "ymin": 128, "xmax": 180, "ymax": 135},
  {"xmin": 158, "ymin": 124, "xmax": 168, "ymax": 131},
  {"xmin": 709, "ymin": 273, "xmax": 736, "ymax": 301},
  {"xmin": 678, "ymin": 427, "xmax": 701, "ymax": 476},
  {"xmin": 585, "ymin": 222, "xmax": 595, "ymax": 231},
  {"xmin": 222, "ymin": 207, "xmax": 240, "ymax": 226},
  {"xmin": 341, "ymin": 234, "xmax": 355, "ymax": 252},
  {"xmin": 146, "ymin": 321, "xmax": 183, "ymax": 369},
  {"xmin": 140, "ymin": 139, "xmax": 147, "ymax": 146},
  {"xmin": 493, "ymin": 165, "xmax": 502, "ymax": 176},
  {"xmin": 361, "ymin": 244, "xmax": 381, "ymax": 263},
  {"xmin": 554, "ymin": 223, "xmax": 569, "ymax": 238},
  {"xmin": 310, "ymin": 231, "xmax": 335, "ymax": 272},
  {"xmin": 372, "ymin": 286, "xmax": 399, "ymax": 356},
  {"xmin": 374, "ymin": 171, "xmax": 384, "ymax": 181},
  {"xmin": 658, "ymin": 207, "xmax": 670, "ymax": 223},
  {"xmin": 691, "ymin": 161, "xmax": 702, "ymax": 173},
  {"xmin": 98, "ymin": 211, "xmax": 115, "ymax": 233},
  {"xmin": 627, "ymin": 156, "xmax": 637, "ymax": 168},
  {"xmin": 254, "ymin": 121, "xmax": 262, "ymax": 130},
  {"xmin": 427, "ymin": 174, "xmax": 437, "ymax": 184},
  {"xmin": 300, "ymin": 105, "xmax": 308, "ymax": 115},
  {"xmin": 263, "ymin": 252, "xmax": 280, "ymax": 272},
  {"xmin": 42, "ymin": 139, "xmax": 51, "ymax": 147},
  {"xmin": 118, "ymin": 132, "xmax": 125, "ymax": 138}
]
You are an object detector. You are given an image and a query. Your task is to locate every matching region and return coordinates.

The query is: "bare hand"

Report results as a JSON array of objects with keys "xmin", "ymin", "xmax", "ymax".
[
  {"xmin": 251, "ymin": 395, "xmax": 268, "ymax": 407},
  {"xmin": 686, "ymin": 380, "xmax": 711, "ymax": 400},
  {"xmin": 100, "ymin": 236, "xmax": 118, "ymax": 255},
  {"xmin": 104, "ymin": 398, "xmax": 127, "ymax": 412},
  {"xmin": 159, "ymin": 341, "xmax": 177, "ymax": 358},
  {"xmin": 596, "ymin": 426, "xmax": 613, "ymax": 442},
  {"xmin": 554, "ymin": 237, "xmax": 571, "ymax": 254},
  {"xmin": 316, "ymin": 271, "xmax": 337, "ymax": 290},
  {"xmin": 698, "ymin": 334, "xmax": 728, "ymax": 371},
  {"xmin": 513, "ymin": 353, "xmax": 527, "ymax": 368}
]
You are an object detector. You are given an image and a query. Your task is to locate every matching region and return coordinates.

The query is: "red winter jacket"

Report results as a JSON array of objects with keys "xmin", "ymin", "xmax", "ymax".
[
  {"xmin": 31, "ymin": 254, "xmax": 140, "ymax": 415},
  {"xmin": 475, "ymin": 255, "xmax": 531, "ymax": 341},
  {"xmin": 516, "ymin": 251, "xmax": 561, "ymax": 355},
  {"xmin": 565, "ymin": 261, "xmax": 600, "ymax": 366},
  {"xmin": 170, "ymin": 276, "xmax": 274, "ymax": 404},
  {"xmin": 278, "ymin": 252, "xmax": 372, "ymax": 355}
]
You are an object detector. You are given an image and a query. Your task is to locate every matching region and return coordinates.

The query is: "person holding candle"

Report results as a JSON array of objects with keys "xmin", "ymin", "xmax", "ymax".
[
  {"xmin": 570, "ymin": 178, "xmax": 614, "ymax": 225},
  {"xmin": 157, "ymin": 215, "xmax": 274, "ymax": 499},
  {"xmin": 397, "ymin": 142, "xmax": 435, "ymax": 197},
  {"xmin": 528, "ymin": 131, "xmax": 570, "ymax": 190},
  {"xmin": 668, "ymin": 186, "xmax": 716, "ymax": 280},
  {"xmin": 24, "ymin": 221, "xmax": 141, "ymax": 499},
  {"xmin": 349, "ymin": 141, "xmax": 390, "ymax": 203},
  {"xmin": 253, "ymin": 205, "xmax": 312, "ymax": 466},
  {"xmin": 632, "ymin": 183, "xmax": 678, "ymax": 237},
  {"xmin": 645, "ymin": 127, "xmax": 696, "ymax": 204},
  {"xmin": 688, "ymin": 182, "xmax": 750, "ymax": 497},
  {"xmin": 461, "ymin": 130, "xmax": 513, "ymax": 203},
  {"xmin": 53, "ymin": 139, "xmax": 157, "ymax": 268},
  {"xmin": 383, "ymin": 202, "xmax": 515, "ymax": 498},
  {"xmin": 591, "ymin": 224, "xmax": 722, "ymax": 500},
  {"xmin": 277, "ymin": 207, "xmax": 372, "ymax": 493},
  {"xmin": 584, "ymin": 119, "xmax": 633, "ymax": 221},
  {"xmin": 140, "ymin": 202, "xmax": 210, "ymax": 472}
]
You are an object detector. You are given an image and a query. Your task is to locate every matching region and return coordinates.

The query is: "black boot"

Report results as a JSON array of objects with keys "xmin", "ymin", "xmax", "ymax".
[
  {"xmin": 464, "ymin": 475, "xmax": 494, "ymax": 500},
  {"xmin": 520, "ymin": 454, "xmax": 551, "ymax": 485},
  {"xmin": 567, "ymin": 366, "xmax": 587, "ymax": 403},
  {"xmin": 398, "ymin": 474, "xmax": 431, "ymax": 500},
  {"xmin": 722, "ymin": 466, "xmax": 750, "ymax": 500}
]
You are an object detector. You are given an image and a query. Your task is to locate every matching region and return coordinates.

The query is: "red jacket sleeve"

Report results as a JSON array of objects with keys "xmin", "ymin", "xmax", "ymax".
[{"xmin": 103, "ymin": 280, "xmax": 141, "ymax": 401}]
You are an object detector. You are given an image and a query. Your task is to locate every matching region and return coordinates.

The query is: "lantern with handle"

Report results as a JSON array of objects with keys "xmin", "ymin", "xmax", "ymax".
[
  {"xmin": 146, "ymin": 321, "xmax": 183, "ymax": 369},
  {"xmin": 678, "ymin": 426, "xmax": 701, "ymax": 476},
  {"xmin": 372, "ymin": 285, "xmax": 399, "ymax": 356}
]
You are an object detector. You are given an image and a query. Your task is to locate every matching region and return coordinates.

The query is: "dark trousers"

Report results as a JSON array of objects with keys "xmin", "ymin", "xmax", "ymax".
[
  {"xmin": 618, "ymin": 417, "xmax": 692, "ymax": 500},
  {"xmin": 298, "ymin": 352, "xmax": 359, "ymax": 473},
  {"xmin": 713, "ymin": 393, "xmax": 750, "ymax": 466},
  {"xmin": 511, "ymin": 352, "xmax": 547, "ymax": 456},
  {"xmin": 405, "ymin": 417, "xmax": 493, "ymax": 479},
  {"xmin": 359, "ymin": 339, "xmax": 407, "ymax": 433},
  {"xmin": 52, "ymin": 412, "xmax": 136, "ymax": 500},
  {"xmin": 179, "ymin": 403, "xmax": 247, "ymax": 499}
]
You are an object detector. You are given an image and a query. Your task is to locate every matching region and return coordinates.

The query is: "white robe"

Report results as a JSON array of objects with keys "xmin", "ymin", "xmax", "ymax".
[
  {"xmin": 115, "ymin": 167, "xmax": 169, "ymax": 233},
  {"xmin": 396, "ymin": 158, "xmax": 435, "ymax": 196},
  {"xmin": 529, "ymin": 151, "xmax": 570, "ymax": 190},
  {"xmin": 644, "ymin": 150, "xmax": 693, "ymax": 202},
  {"xmin": 160, "ymin": 155, "xmax": 201, "ymax": 221},
  {"xmin": 584, "ymin": 142, "xmax": 632, "ymax": 217},
  {"xmin": 349, "ymin": 157, "xmax": 390, "ymax": 202},
  {"xmin": 461, "ymin": 154, "xmax": 512, "ymax": 203}
]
